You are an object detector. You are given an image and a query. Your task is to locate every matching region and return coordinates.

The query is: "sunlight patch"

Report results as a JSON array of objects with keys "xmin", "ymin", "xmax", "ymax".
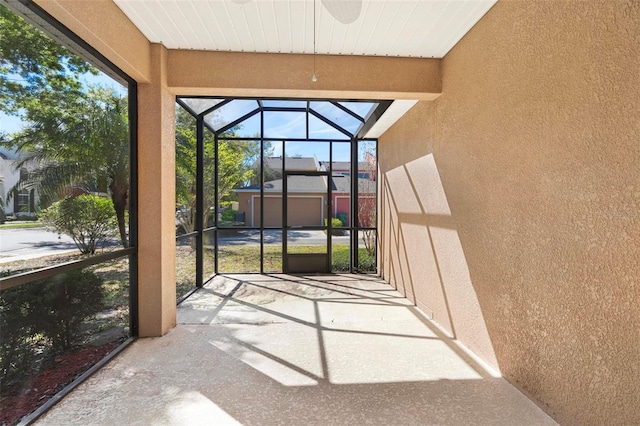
[
  {"xmin": 209, "ymin": 339, "xmax": 319, "ymax": 387},
  {"xmin": 165, "ymin": 391, "xmax": 242, "ymax": 425}
]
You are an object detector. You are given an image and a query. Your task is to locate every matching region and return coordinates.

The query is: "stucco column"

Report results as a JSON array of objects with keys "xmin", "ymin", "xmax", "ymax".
[{"xmin": 137, "ymin": 43, "xmax": 176, "ymax": 336}]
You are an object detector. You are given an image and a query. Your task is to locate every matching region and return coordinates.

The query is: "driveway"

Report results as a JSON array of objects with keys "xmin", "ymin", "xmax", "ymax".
[
  {"xmin": 215, "ymin": 229, "xmax": 363, "ymax": 247},
  {"xmin": 1, "ymin": 227, "xmax": 365, "ymax": 264},
  {"xmin": 217, "ymin": 229, "xmax": 345, "ymax": 246}
]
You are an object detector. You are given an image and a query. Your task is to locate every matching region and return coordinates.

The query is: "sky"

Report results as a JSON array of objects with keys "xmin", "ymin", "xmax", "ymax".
[{"xmin": 189, "ymin": 98, "xmax": 377, "ymax": 162}]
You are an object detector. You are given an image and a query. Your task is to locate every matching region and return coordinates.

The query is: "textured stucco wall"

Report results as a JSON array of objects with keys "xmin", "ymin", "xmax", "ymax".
[
  {"xmin": 137, "ymin": 44, "xmax": 177, "ymax": 336},
  {"xmin": 378, "ymin": 1, "xmax": 640, "ymax": 425}
]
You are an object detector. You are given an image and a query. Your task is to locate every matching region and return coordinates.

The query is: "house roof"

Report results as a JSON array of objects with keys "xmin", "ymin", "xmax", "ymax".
[
  {"xmin": 262, "ymin": 156, "xmax": 319, "ymax": 172},
  {"xmin": 237, "ymin": 174, "xmax": 375, "ymax": 195},
  {"xmin": 331, "ymin": 175, "xmax": 376, "ymax": 194},
  {"xmin": 320, "ymin": 161, "xmax": 375, "ymax": 171}
]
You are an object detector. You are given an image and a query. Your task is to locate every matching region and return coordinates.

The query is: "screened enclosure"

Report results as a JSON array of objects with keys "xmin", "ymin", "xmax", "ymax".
[{"xmin": 175, "ymin": 97, "xmax": 390, "ymax": 290}]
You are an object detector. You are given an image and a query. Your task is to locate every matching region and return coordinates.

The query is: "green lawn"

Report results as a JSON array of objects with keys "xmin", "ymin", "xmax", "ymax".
[
  {"xmin": 2, "ymin": 243, "xmax": 375, "ymax": 304},
  {"xmin": 177, "ymin": 244, "xmax": 375, "ymax": 276},
  {"xmin": 0, "ymin": 221, "xmax": 43, "ymax": 229}
]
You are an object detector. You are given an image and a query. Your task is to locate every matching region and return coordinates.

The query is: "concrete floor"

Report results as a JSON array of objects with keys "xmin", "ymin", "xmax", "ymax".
[{"xmin": 37, "ymin": 274, "xmax": 557, "ymax": 426}]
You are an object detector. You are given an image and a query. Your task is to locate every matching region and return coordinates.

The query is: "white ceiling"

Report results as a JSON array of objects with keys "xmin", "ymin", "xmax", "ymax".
[
  {"xmin": 113, "ymin": 0, "xmax": 495, "ymax": 138},
  {"xmin": 114, "ymin": 0, "xmax": 496, "ymax": 59}
]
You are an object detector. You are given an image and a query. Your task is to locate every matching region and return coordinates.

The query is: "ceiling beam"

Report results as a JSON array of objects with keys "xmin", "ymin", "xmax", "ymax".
[{"xmin": 167, "ymin": 51, "xmax": 441, "ymax": 101}]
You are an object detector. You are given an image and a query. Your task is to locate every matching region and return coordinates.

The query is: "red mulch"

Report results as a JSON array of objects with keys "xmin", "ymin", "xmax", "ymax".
[{"xmin": 1, "ymin": 342, "xmax": 118, "ymax": 426}]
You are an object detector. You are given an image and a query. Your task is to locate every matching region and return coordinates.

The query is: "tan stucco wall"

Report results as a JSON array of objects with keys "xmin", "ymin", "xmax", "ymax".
[
  {"xmin": 378, "ymin": 1, "xmax": 640, "ymax": 425},
  {"xmin": 137, "ymin": 44, "xmax": 176, "ymax": 337}
]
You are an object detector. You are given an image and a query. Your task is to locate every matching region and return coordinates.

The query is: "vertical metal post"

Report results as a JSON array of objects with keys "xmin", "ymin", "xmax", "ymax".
[
  {"xmin": 260, "ymin": 109, "xmax": 265, "ymax": 273},
  {"xmin": 214, "ymin": 132, "xmax": 219, "ymax": 274},
  {"xmin": 374, "ymin": 138, "xmax": 379, "ymax": 273},
  {"xmin": 128, "ymin": 81, "xmax": 138, "ymax": 337},
  {"xmin": 351, "ymin": 137, "xmax": 359, "ymax": 272},
  {"xmin": 282, "ymin": 142, "xmax": 287, "ymax": 273},
  {"xmin": 327, "ymin": 141, "xmax": 333, "ymax": 273},
  {"xmin": 195, "ymin": 117, "xmax": 204, "ymax": 288},
  {"xmin": 306, "ymin": 101, "xmax": 310, "ymax": 140}
]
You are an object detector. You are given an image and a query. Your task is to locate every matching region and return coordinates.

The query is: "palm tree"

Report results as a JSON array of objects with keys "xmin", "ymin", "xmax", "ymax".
[{"xmin": 7, "ymin": 87, "xmax": 130, "ymax": 247}]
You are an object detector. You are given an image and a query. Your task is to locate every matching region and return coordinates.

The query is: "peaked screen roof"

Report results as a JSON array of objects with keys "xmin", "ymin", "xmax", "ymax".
[{"xmin": 178, "ymin": 97, "xmax": 385, "ymax": 139}]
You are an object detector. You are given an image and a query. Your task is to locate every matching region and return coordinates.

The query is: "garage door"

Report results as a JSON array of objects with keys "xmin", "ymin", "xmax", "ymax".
[{"xmin": 252, "ymin": 196, "xmax": 324, "ymax": 227}]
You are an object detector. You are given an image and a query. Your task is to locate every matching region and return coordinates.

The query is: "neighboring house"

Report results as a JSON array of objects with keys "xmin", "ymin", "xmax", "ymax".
[
  {"xmin": 261, "ymin": 156, "xmax": 320, "ymax": 172},
  {"xmin": 259, "ymin": 156, "xmax": 376, "ymax": 180},
  {"xmin": 248, "ymin": 155, "xmax": 320, "ymax": 186},
  {"xmin": 236, "ymin": 174, "xmax": 375, "ymax": 228},
  {"xmin": 0, "ymin": 152, "xmax": 37, "ymax": 217},
  {"xmin": 320, "ymin": 161, "xmax": 376, "ymax": 181}
]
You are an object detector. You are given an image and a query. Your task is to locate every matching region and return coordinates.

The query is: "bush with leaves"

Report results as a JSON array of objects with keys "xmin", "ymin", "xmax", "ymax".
[
  {"xmin": 29, "ymin": 269, "xmax": 105, "ymax": 351},
  {"xmin": 357, "ymin": 249, "xmax": 376, "ymax": 272},
  {"xmin": 40, "ymin": 195, "xmax": 118, "ymax": 254},
  {"xmin": 0, "ymin": 269, "xmax": 104, "ymax": 386},
  {"xmin": 221, "ymin": 209, "xmax": 237, "ymax": 222},
  {"xmin": 0, "ymin": 273, "xmax": 35, "ymax": 387},
  {"xmin": 331, "ymin": 247, "xmax": 376, "ymax": 273},
  {"xmin": 324, "ymin": 217, "xmax": 344, "ymax": 236}
]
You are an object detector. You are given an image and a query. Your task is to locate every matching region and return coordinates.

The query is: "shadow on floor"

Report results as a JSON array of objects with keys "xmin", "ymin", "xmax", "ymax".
[{"xmin": 36, "ymin": 274, "xmax": 556, "ymax": 426}]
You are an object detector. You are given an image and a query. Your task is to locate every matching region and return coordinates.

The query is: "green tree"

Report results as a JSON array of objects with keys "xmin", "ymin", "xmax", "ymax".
[
  {"xmin": 175, "ymin": 107, "xmax": 257, "ymax": 234},
  {"xmin": 175, "ymin": 108, "xmax": 198, "ymax": 234},
  {"xmin": 7, "ymin": 88, "xmax": 130, "ymax": 247},
  {"xmin": 1, "ymin": 5, "xmax": 130, "ymax": 246},
  {"xmin": 218, "ymin": 139, "xmax": 258, "ymax": 202},
  {"xmin": 0, "ymin": 5, "xmax": 96, "ymax": 117}
]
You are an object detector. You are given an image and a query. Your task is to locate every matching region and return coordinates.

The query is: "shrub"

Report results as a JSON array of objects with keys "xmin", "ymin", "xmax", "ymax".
[
  {"xmin": 0, "ymin": 269, "xmax": 104, "ymax": 385},
  {"xmin": 0, "ymin": 277, "xmax": 36, "ymax": 386},
  {"xmin": 331, "ymin": 247, "xmax": 376, "ymax": 273},
  {"xmin": 324, "ymin": 217, "xmax": 344, "ymax": 236},
  {"xmin": 29, "ymin": 269, "xmax": 105, "ymax": 350},
  {"xmin": 15, "ymin": 213, "xmax": 38, "ymax": 221},
  {"xmin": 331, "ymin": 246, "xmax": 350, "ymax": 272},
  {"xmin": 41, "ymin": 195, "xmax": 117, "ymax": 254},
  {"xmin": 221, "ymin": 209, "xmax": 237, "ymax": 222},
  {"xmin": 362, "ymin": 229, "xmax": 376, "ymax": 256},
  {"xmin": 357, "ymin": 250, "xmax": 376, "ymax": 272}
]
